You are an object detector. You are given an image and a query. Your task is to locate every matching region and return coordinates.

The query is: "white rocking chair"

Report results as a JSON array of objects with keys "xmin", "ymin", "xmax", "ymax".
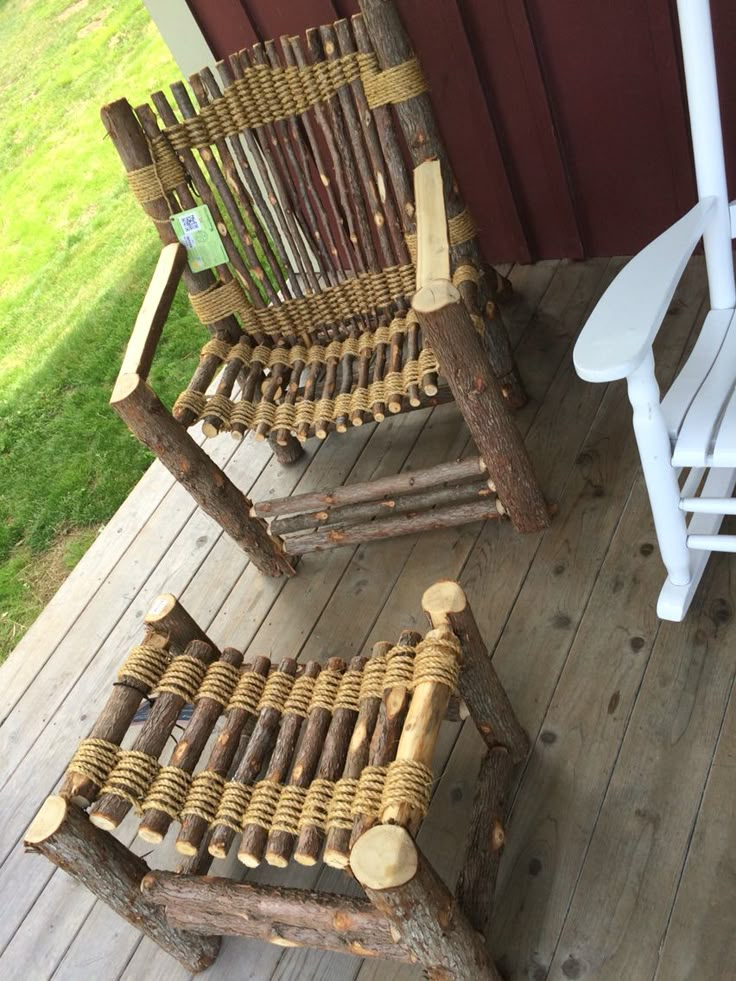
[{"xmin": 574, "ymin": 0, "xmax": 736, "ymax": 621}]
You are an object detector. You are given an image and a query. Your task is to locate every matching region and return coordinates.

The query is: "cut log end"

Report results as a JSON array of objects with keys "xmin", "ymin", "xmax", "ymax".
[
  {"xmin": 138, "ymin": 827, "xmax": 164, "ymax": 845},
  {"xmin": 323, "ymin": 846, "xmax": 349, "ymax": 870},
  {"xmin": 412, "ymin": 280, "xmax": 461, "ymax": 315},
  {"xmin": 110, "ymin": 371, "xmax": 142, "ymax": 406},
  {"xmin": 237, "ymin": 850, "xmax": 262, "ymax": 869},
  {"xmin": 88, "ymin": 812, "xmax": 120, "ymax": 832},
  {"xmin": 175, "ymin": 840, "xmax": 198, "ymax": 857},
  {"xmin": 25, "ymin": 795, "xmax": 68, "ymax": 845},
  {"xmin": 350, "ymin": 824, "xmax": 418, "ymax": 890},
  {"xmin": 421, "ymin": 579, "xmax": 468, "ymax": 626},
  {"xmin": 201, "ymin": 422, "xmax": 219, "ymax": 439},
  {"xmin": 145, "ymin": 592, "xmax": 179, "ymax": 625}
]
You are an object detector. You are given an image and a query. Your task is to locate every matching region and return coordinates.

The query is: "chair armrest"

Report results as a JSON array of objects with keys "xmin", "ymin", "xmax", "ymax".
[
  {"xmin": 119, "ymin": 243, "xmax": 188, "ymax": 381},
  {"xmin": 573, "ymin": 198, "xmax": 717, "ymax": 383}
]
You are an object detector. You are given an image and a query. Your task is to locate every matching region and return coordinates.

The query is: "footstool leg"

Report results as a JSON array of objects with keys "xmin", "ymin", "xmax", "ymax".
[
  {"xmin": 351, "ymin": 824, "xmax": 502, "ymax": 981},
  {"xmin": 24, "ymin": 796, "xmax": 220, "ymax": 973}
]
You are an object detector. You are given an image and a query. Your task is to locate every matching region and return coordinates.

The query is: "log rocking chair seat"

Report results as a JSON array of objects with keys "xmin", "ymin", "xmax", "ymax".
[
  {"xmin": 26, "ymin": 581, "xmax": 529, "ymax": 980},
  {"xmin": 105, "ymin": 0, "xmax": 547, "ymax": 577}
]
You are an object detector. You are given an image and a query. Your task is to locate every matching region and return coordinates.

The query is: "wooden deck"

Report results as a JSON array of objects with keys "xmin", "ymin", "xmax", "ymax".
[{"xmin": 1, "ymin": 256, "xmax": 734, "ymax": 981}]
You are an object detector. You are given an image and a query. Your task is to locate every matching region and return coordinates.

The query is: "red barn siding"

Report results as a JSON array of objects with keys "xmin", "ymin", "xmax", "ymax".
[{"xmin": 184, "ymin": 0, "xmax": 736, "ymax": 261}]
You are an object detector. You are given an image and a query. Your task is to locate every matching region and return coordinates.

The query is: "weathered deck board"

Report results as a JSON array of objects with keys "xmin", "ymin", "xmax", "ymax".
[{"xmin": 1, "ymin": 258, "xmax": 735, "ymax": 981}]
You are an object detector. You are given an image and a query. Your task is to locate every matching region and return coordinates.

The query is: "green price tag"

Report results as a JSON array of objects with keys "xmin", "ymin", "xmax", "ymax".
[{"xmin": 170, "ymin": 205, "xmax": 228, "ymax": 273}]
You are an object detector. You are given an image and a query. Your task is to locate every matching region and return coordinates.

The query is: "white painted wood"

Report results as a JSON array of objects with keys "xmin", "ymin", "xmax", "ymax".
[
  {"xmin": 627, "ymin": 354, "xmax": 691, "ymax": 586},
  {"xmin": 673, "ymin": 313, "xmax": 736, "ymax": 466},
  {"xmin": 574, "ymin": 1, "xmax": 736, "ymax": 620},
  {"xmin": 658, "ymin": 466, "xmax": 736, "ymax": 619},
  {"xmin": 729, "ymin": 199, "xmax": 736, "ymax": 238},
  {"xmin": 687, "ymin": 534, "xmax": 736, "ymax": 551},
  {"xmin": 679, "ymin": 496, "xmax": 736, "ymax": 514},
  {"xmin": 661, "ymin": 308, "xmax": 733, "ymax": 440},
  {"xmin": 573, "ymin": 199, "xmax": 715, "ymax": 383},
  {"xmin": 677, "ymin": 0, "xmax": 735, "ymax": 309},
  {"xmin": 679, "ymin": 466, "xmax": 706, "ymax": 499},
  {"xmin": 710, "ymin": 375, "xmax": 736, "ymax": 466},
  {"xmin": 142, "ymin": 0, "xmax": 214, "ymax": 79}
]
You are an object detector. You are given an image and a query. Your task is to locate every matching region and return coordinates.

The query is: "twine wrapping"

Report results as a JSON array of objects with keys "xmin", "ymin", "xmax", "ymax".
[
  {"xmin": 100, "ymin": 750, "xmax": 161, "ymax": 813},
  {"xmin": 326, "ymin": 776, "xmax": 359, "ymax": 833},
  {"xmin": 283, "ymin": 673, "xmax": 318, "ymax": 718},
  {"xmin": 141, "ymin": 764, "xmax": 192, "ymax": 821},
  {"xmin": 118, "ymin": 644, "xmax": 171, "ymax": 691},
  {"xmin": 351, "ymin": 765, "xmax": 388, "ymax": 819},
  {"xmin": 195, "ymin": 660, "xmax": 241, "ymax": 708},
  {"xmin": 380, "ymin": 758, "xmax": 433, "ymax": 819},
  {"xmin": 297, "ymin": 778, "xmax": 335, "ymax": 834},
  {"xmin": 309, "ymin": 667, "xmax": 344, "ymax": 713},
  {"xmin": 180, "ymin": 770, "xmax": 226, "ymax": 824},
  {"xmin": 227, "ymin": 669, "xmax": 267, "ymax": 715},
  {"xmin": 359, "ymin": 655, "xmax": 387, "ymax": 702},
  {"xmin": 242, "ymin": 780, "xmax": 282, "ymax": 832},
  {"xmin": 213, "ymin": 780, "xmax": 253, "ymax": 833},
  {"xmin": 270, "ymin": 784, "xmax": 308, "ymax": 836},
  {"xmin": 383, "ymin": 643, "xmax": 416, "ymax": 690},
  {"xmin": 412, "ymin": 635, "xmax": 461, "ymax": 692},
  {"xmin": 66, "ymin": 738, "xmax": 120, "ymax": 788},
  {"xmin": 154, "ymin": 654, "xmax": 208, "ymax": 702},
  {"xmin": 257, "ymin": 670, "xmax": 295, "ymax": 713}
]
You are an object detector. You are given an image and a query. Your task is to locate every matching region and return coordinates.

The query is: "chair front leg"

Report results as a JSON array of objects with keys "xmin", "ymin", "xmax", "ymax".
[
  {"xmin": 627, "ymin": 352, "xmax": 691, "ymax": 586},
  {"xmin": 111, "ymin": 372, "xmax": 294, "ymax": 577}
]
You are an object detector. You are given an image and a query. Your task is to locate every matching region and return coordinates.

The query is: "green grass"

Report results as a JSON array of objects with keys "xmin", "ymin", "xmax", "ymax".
[{"xmin": 0, "ymin": 0, "xmax": 205, "ymax": 658}]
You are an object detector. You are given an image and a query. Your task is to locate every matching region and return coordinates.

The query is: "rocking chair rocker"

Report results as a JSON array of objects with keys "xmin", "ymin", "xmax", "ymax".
[
  {"xmin": 104, "ymin": 0, "xmax": 548, "ymax": 578},
  {"xmin": 574, "ymin": 0, "xmax": 736, "ymax": 620}
]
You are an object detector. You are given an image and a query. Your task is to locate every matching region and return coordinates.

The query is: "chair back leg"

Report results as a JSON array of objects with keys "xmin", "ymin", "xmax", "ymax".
[{"xmin": 627, "ymin": 353, "xmax": 691, "ymax": 587}]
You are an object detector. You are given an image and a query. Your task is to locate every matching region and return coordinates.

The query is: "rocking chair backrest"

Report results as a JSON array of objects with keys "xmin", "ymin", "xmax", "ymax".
[{"xmin": 677, "ymin": 0, "xmax": 735, "ymax": 309}]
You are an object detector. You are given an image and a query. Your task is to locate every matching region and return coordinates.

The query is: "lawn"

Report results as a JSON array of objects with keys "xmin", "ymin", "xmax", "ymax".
[{"xmin": 0, "ymin": 0, "xmax": 205, "ymax": 658}]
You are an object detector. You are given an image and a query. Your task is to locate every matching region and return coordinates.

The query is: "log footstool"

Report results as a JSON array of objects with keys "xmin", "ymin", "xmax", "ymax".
[{"xmin": 24, "ymin": 581, "xmax": 528, "ymax": 980}]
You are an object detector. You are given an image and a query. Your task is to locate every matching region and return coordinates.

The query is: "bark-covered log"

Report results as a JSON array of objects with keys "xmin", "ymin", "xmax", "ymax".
[
  {"xmin": 456, "ymin": 745, "xmax": 513, "ymax": 933},
  {"xmin": 294, "ymin": 656, "xmax": 366, "ymax": 865},
  {"xmin": 138, "ymin": 647, "xmax": 244, "ymax": 844},
  {"xmin": 209, "ymin": 658, "xmax": 298, "ymax": 859},
  {"xmin": 141, "ymin": 871, "xmax": 410, "ymax": 961},
  {"xmin": 59, "ymin": 632, "xmax": 169, "ymax": 808},
  {"xmin": 268, "ymin": 434, "xmax": 305, "ymax": 465},
  {"xmin": 285, "ymin": 499, "xmax": 499, "ymax": 555},
  {"xmin": 238, "ymin": 661, "xmax": 322, "ymax": 868},
  {"xmin": 324, "ymin": 642, "xmax": 389, "ymax": 868},
  {"xmin": 265, "ymin": 657, "xmax": 347, "ymax": 867},
  {"xmin": 413, "ymin": 282, "xmax": 548, "ymax": 534},
  {"xmin": 351, "ymin": 824, "xmax": 501, "ymax": 981},
  {"xmin": 254, "ymin": 456, "xmax": 488, "ymax": 517},
  {"xmin": 25, "ymin": 797, "xmax": 220, "ymax": 973},
  {"xmin": 351, "ymin": 630, "xmax": 419, "ymax": 846},
  {"xmin": 176, "ymin": 657, "xmax": 270, "ymax": 857},
  {"xmin": 90, "ymin": 641, "xmax": 217, "ymax": 831},
  {"xmin": 380, "ymin": 625, "xmax": 460, "ymax": 834},
  {"xmin": 110, "ymin": 372, "xmax": 294, "ymax": 576},
  {"xmin": 271, "ymin": 479, "xmax": 493, "ymax": 537},
  {"xmin": 144, "ymin": 593, "xmax": 219, "ymax": 655},
  {"xmin": 356, "ymin": 1, "xmax": 522, "ymax": 407},
  {"xmin": 422, "ymin": 580, "xmax": 529, "ymax": 762}
]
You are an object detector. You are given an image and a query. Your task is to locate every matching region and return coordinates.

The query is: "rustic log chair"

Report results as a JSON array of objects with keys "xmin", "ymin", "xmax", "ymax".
[
  {"xmin": 25, "ymin": 581, "xmax": 528, "ymax": 980},
  {"xmin": 104, "ymin": 0, "xmax": 548, "ymax": 577}
]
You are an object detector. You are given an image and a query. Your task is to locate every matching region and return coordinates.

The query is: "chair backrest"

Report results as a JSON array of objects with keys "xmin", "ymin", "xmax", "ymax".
[
  {"xmin": 677, "ymin": 0, "xmax": 735, "ymax": 309},
  {"xmin": 103, "ymin": 5, "xmax": 489, "ymax": 349}
]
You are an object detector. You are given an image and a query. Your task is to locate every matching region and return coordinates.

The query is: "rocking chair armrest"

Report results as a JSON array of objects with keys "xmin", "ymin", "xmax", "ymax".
[
  {"xmin": 573, "ymin": 197, "xmax": 718, "ymax": 384},
  {"xmin": 119, "ymin": 243, "xmax": 188, "ymax": 381}
]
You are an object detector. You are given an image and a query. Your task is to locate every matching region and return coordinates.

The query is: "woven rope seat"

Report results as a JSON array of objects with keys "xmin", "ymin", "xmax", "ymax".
[{"xmin": 26, "ymin": 582, "xmax": 530, "ymax": 979}]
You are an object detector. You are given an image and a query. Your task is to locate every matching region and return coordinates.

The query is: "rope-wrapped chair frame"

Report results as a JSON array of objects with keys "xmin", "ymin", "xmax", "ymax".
[{"xmin": 105, "ymin": 0, "xmax": 548, "ymax": 578}]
